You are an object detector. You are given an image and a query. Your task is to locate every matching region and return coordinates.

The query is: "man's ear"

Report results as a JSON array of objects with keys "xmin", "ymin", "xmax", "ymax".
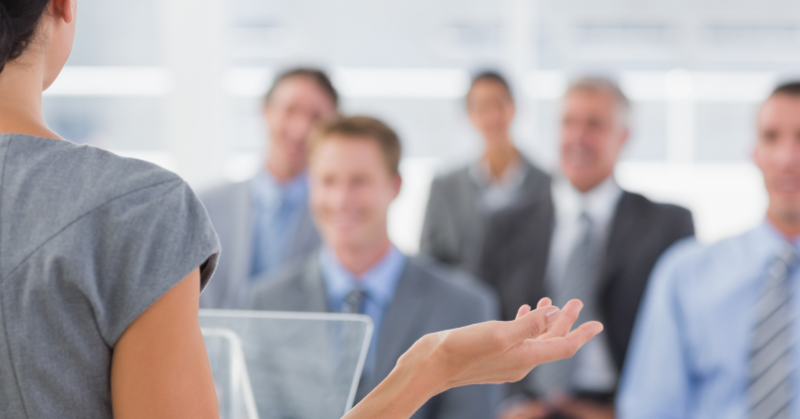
[
  {"xmin": 752, "ymin": 142, "xmax": 763, "ymax": 171},
  {"xmin": 50, "ymin": 0, "xmax": 76, "ymax": 24},
  {"xmin": 620, "ymin": 126, "xmax": 631, "ymax": 147},
  {"xmin": 392, "ymin": 174, "xmax": 403, "ymax": 200}
]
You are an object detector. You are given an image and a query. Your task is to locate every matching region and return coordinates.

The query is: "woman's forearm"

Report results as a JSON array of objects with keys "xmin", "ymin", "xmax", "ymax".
[{"xmin": 342, "ymin": 336, "xmax": 444, "ymax": 419}]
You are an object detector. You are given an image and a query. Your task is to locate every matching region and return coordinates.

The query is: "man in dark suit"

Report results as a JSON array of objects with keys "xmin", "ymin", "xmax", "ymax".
[
  {"xmin": 489, "ymin": 77, "xmax": 695, "ymax": 419},
  {"xmin": 249, "ymin": 116, "xmax": 503, "ymax": 419},
  {"xmin": 421, "ymin": 71, "xmax": 551, "ymax": 276}
]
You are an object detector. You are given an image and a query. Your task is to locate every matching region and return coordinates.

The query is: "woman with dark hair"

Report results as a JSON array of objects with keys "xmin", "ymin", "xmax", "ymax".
[
  {"xmin": 0, "ymin": 2, "xmax": 601, "ymax": 418},
  {"xmin": 421, "ymin": 71, "xmax": 551, "ymax": 278}
]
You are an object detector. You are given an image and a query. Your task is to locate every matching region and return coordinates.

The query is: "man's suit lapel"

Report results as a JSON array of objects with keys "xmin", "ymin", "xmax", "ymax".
[
  {"xmin": 297, "ymin": 256, "xmax": 330, "ymax": 312},
  {"xmin": 598, "ymin": 191, "xmax": 636, "ymax": 292},
  {"xmin": 455, "ymin": 170, "xmax": 482, "ymax": 269},
  {"xmin": 224, "ymin": 180, "xmax": 256, "ymax": 307},
  {"xmin": 361, "ymin": 261, "xmax": 433, "ymax": 395},
  {"xmin": 482, "ymin": 188, "xmax": 554, "ymax": 320},
  {"xmin": 288, "ymin": 202, "xmax": 321, "ymax": 263}
]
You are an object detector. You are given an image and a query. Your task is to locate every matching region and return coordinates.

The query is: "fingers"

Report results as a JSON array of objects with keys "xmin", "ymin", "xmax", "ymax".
[
  {"xmin": 516, "ymin": 298, "xmax": 552, "ymax": 321},
  {"xmin": 506, "ymin": 305, "xmax": 562, "ymax": 343},
  {"xmin": 540, "ymin": 299, "xmax": 583, "ymax": 339},
  {"xmin": 515, "ymin": 304, "xmax": 532, "ymax": 320},
  {"xmin": 528, "ymin": 320, "xmax": 604, "ymax": 364},
  {"xmin": 536, "ymin": 298, "xmax": 552, "ymax": 309}
]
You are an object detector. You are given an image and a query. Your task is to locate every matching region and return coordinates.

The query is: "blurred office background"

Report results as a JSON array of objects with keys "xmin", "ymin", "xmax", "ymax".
[{"xmin": 45, "ymin": 0, "xmax": 800, "ymax": 252}]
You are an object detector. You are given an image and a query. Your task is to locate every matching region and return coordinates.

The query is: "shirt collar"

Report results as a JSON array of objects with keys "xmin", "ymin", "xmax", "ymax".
[
  {"xmin": 552, "ymin": 174, "xmax": 623, "ymax": 225},
  {"xmin": 320, "ymin": 245, "xmax": 407, "ymax": 308},
  {"xmin": 469, "ymin": 157, "xmax": 529, "ymax": 190},
  {"xmin": 251, "ymin": 170, "xmax": 308, "ymax": 208},
  {"xmin": 755, "ymin": 220, "xmax": 800, "ymax": 259}
]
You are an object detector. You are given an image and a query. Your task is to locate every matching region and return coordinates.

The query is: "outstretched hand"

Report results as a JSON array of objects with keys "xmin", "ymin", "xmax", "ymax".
[
  {"xmin": 345, "ymin": 298, "xmax": 603, "ymax": 419},
  {"xmin": 425, "ymin": 298, "xmax": 603, "ymax": 391}
]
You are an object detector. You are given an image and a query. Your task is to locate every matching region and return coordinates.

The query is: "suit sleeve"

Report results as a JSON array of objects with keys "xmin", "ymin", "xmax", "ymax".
[
  {"xmin": 616, "ymin": 239, "xmax": 697, "ymax": 419},
  {"xmin": 671, "ymin": 206, "xmax": 695, "ymax": 241},
  {"xmin": 419, "ymin": 177, "xmax": 443, "ymax": 258}
]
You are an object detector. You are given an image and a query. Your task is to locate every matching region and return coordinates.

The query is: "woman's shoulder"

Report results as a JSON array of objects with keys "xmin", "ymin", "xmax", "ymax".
[
  {"xmin": 0, "ymin": 135, "xmax": 199, "ymax": 276},
  {"xmin": 3, "ymin": 134, "xmax": 183, "ymax": 198}
]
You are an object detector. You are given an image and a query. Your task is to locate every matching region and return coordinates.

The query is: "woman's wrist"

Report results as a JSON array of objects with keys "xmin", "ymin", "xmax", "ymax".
[{"xmin": 342, "ymin": 334, "xmax": 450, "ymax": 419}]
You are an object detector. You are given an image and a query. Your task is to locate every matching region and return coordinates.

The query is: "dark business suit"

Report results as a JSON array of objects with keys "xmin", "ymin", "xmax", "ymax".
[
  {"xmin": 478, "ymin": 187, "xmax": 695, "ymax": 399},
  {"xmin": 248, "ymin": 255, "xmax": 503, "ymax": 419},
  {"xmin": 420, "ymin": 156, "xmax": 550, "ymax": 276}
]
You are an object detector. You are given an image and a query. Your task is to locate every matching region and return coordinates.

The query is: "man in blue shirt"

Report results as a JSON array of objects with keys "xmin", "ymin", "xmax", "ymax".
[
  {"xmin": 248, "ymin": 116, "xmax": 503, "ymax": 419},
  {"xmin": 200, "ymin": 68, "xmax": 339, "ymax": 308},
  {"xmin": 618, "ymin": 81, "xmax": 800, "ymax": 418}
]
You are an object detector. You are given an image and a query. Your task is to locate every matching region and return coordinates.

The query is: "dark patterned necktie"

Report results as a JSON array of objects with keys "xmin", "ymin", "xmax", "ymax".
[
  {"xmin": 342, "ymin": 289, "xmax": 367, "ymax": 314},
  {"xmin": 749, "ymin": 245, "xmax": 798, "ymax": 419},
  {"xmin": 535, "ymin": 212, "xmax": 601, "ymax": 396}
]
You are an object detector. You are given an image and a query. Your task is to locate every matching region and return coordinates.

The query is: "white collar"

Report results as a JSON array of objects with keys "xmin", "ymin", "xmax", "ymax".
[{"xmin": 552, "ymin": 174, "xmax": 623, "ymax": 226}]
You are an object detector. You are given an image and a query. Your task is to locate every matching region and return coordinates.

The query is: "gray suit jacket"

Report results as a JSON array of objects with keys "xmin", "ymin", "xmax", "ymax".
[
  {"xmin": 199, "ymin": 178, "xmax": 320, "ymax": 308},
  {"xmin": 420, "ymin": 156, "xmax": 550, "ymax": 276},
  {"xmin": 248, "ymin": 255, "xmax": 504, "ymax": 419}
]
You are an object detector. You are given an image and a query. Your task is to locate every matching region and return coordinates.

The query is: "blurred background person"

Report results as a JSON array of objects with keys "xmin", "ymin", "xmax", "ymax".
[
  {"xmin": 618, "ymin": 82, "xmax": 800, "ymax": 419},
  {"xmin": 248, "ymin": 116, "xmax": 503, "ymax": 419},
  {"xmin": 482, "ymin": 77, "xmax": 695, "ymax": 419},
  {"xmin": 200, "ymin": 68, "xmax": 338, "ymax": 309},
  {"xmin": 420, "ymin": 71, "xmax": 550, "ymax": 276}
]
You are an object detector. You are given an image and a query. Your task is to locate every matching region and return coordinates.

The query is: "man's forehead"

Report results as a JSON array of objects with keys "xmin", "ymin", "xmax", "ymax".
[
  {"xmin": 758, "ymin": 94, "xmax": 800, "ymax": 126},
  {"xmin": 270, "ymin": 76, "xmax": 334, "ymax": 105},
  {"xmin": 563, "ymin": 88, "xmax": 617, "ymax": 109},
  {"xmin": 312, "ymin": 138, "xmax": 383, "ymax": 163}
]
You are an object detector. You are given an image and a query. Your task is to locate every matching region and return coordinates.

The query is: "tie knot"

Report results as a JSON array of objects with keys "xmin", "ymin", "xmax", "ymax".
[
  {"xmin": 578, "ymin": 211, "xmax": 594, "ymax": 234},
  {"xmin": 778, "ymin": 245, "xmax": 799, "ymax": 266},
  {"xmin": 768, "ymin": 245, "xmax": 799, "ymax": 283},
  {"xmin": 342, "ymin": 289, "xmax": 367, "ymax": 314}
]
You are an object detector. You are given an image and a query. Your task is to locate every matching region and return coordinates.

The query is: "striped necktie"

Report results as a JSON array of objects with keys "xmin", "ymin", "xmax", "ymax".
[{"xmin": 749, "ymin": 245, "xmax": 799, "ymax": 419}]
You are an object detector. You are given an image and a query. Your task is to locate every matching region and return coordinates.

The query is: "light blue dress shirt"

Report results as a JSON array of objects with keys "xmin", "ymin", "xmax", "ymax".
[
  {"xmin": 618, "ymin": 222, "xmax": 800, "ymax": 419},
  {"xmin": 319, "ymin": 245, "xmax": 407, "ymax": 379},
  {"xmin": 249, "ymin": 170, "xmax": 309, "ymax": 281}
]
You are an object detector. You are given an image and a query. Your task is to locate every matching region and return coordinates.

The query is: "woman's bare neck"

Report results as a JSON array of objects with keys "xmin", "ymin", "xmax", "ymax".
[{"xmin": 0, "ymin": 56, "xmax": 59, "ymax": 139}]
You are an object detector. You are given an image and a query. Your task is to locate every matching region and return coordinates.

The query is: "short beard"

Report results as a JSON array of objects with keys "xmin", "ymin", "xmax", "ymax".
[{"xmin": 774, "ymin": 205, "xmax": 800, "ymax": 227}]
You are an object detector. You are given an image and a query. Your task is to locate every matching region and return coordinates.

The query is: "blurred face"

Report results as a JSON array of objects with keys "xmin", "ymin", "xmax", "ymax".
[
  {"xmin": 560, "ymin": 89, "xmax": 629, "ymax": 192},
  {"xmin": 754, "ymin": 94, "xmax": 800, "ymax": 232},
  {"xmin": 263, "ymin": 76, "xmax": 337, "ymax": 175},
  {"xmin": 42, "ymin": 0, "xmax": 77, "ymax": 90},
  {"xmin": 466, "ymin": 79, "xmax": 516, "ymax": 144},
  {"xmin": 309, "ymin": 136, "xmax": 402, "ymax": 252}
]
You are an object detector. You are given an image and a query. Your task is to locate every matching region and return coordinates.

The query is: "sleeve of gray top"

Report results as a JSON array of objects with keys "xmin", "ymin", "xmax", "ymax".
[{"xmin": 78, "ymin": 179, "xmax": 220, "ymax": 347}]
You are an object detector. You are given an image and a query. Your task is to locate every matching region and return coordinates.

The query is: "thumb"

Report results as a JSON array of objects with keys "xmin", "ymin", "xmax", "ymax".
[{"xmin": 506, "ymin": 305, "xmax": 561, "ymax": 343}]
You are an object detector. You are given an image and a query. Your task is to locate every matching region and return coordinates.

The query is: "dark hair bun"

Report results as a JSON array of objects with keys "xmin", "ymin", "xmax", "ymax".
[{"xmin": 0, "ymin": 1, "xmax": 51, "ymax": 74}]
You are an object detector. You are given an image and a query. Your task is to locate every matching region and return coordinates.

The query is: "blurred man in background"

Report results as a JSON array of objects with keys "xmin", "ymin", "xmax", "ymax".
[
  {"xmin": 484, "ymin": 77, "xmax": 695, "ymax": 419},
  {"xmin": 200, "ymin": 68, "xmax": 338, "ymax": 308},
  {"xmin": 420, "ymin": 71, "xmax": 550, "ymax": 276},
  {"xmin": 618, "ymin": 82, "xmax": 800, "ymax": 418},
  {"xmin": 248, "ymin": 116, "xmax": 502, "ymax": 419}
]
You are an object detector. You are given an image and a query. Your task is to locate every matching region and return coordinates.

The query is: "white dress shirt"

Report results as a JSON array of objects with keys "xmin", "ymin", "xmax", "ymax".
[{"xmin": 546, "ymin": 174, "xmax": 623, "ymax": 393}]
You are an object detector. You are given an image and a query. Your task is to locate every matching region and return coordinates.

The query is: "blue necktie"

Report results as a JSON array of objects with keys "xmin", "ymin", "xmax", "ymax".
[{"xmin": 749, "ymin": 245, "xmax": 798, "ymax": 419}]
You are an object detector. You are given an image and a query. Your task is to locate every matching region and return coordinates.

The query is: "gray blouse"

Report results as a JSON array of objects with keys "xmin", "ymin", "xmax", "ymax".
[{"xmin": 0, "ymin": 134, "xmax": 220, "ymax": 419}]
